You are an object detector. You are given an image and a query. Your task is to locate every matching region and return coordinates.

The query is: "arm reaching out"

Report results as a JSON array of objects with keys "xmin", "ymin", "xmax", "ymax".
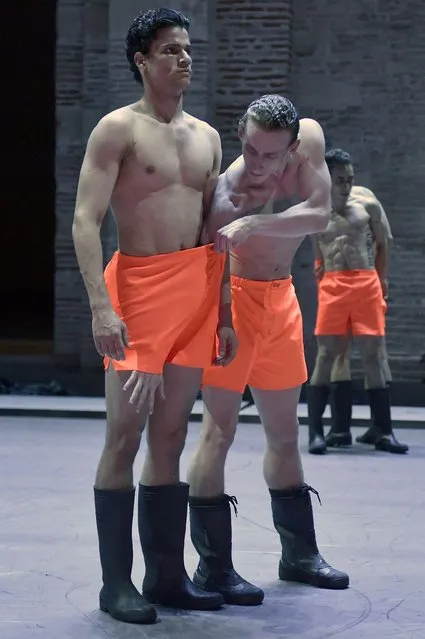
[{"xmin": 214, "ymin": 120, "xmax": 332, "ymax": 251}]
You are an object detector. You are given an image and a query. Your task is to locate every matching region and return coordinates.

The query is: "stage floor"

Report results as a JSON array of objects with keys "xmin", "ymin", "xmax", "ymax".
[{"xmin": 1, "ymin": 416, "xmax": 424, "ymax": 639}]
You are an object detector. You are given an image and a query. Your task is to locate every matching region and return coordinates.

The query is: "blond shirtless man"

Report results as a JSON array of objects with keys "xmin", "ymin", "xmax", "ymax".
[
  {"xmin": 185, "ymin": 96, "xmax": 349, "ymax": 606},
  {"xmin": 72, "ymin": 8, "xmax": 238, "ymax": 624},
  {"xmin": 307, "ymin": 149, "xmax": 408, "ymax": 456}
]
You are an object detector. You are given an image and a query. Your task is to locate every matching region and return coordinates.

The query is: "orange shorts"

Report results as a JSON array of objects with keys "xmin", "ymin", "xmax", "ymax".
[
  {"xmin": 202, "ymin": 275, "xmax": 308, "ymax": 393},
  {"xmin": 315, "ymin": 269, "xmax": 386, "ymax": 336},
  {"xmin": 104, "ymin": 245, "xmax": 225, "ymax": 373}
]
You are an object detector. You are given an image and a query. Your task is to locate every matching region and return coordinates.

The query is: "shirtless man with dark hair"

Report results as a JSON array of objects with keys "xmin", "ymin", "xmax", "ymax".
[
  {"xmin": 307, "ymin": 149, "xmax": 408, "ymax": 456},
  {"xmin": 72, "ymin": 7, "xmax": 237, "ymax": 625},
  {"xmin": 186, "ymin": 95, "xmax": 349, "ymax": 607}
]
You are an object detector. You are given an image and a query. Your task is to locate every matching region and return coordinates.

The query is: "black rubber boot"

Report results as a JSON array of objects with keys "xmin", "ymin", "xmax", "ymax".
[
  {"xmin": 326, "ymin": 381, "xmax": 353, "ymax": 448},
  {"xmin": 307, "ymin": 385, "xmax": 330, "ymax": 454},
  {"xmin": 357, "ymin": 384, "xmax": 387, "ymax": 445},
  {"xmin": 270, "ymin": 485, "xmax": 349, "ymax": 590},
  {"xmin": 138, "ymin": 483, "xmax": 224, "ymax": 610},
  {"xmin": 189, "ymin": 494, "xmax": 264, "ymax": 606},
  {"xmin": 366, "ymin": 388, "xmax": 409, "ymax": 454},
  {"xmin": 94, "ymin": 487, "xmax": 157, "ymax": 624}
]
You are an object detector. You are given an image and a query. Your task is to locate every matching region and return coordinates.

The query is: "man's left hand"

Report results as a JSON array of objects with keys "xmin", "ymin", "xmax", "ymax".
[
  {"xmin": 214, "ymin": 217, "xmax": 252, "ymax": 253},
  {"xmin": 215, "ymin": 325, "xmax": 238, "ymax": 366}
]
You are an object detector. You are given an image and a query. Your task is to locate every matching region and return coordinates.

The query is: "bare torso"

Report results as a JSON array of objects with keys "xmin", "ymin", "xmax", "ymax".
[
  {"xmin": 212, "ymin": 121, "xmax": 313, "ymax": 281},
  {"xmin": 317, "ymin": 186, "xmax": 375, "ymax": 272},
  {"xmin": 110, "ymin": 103, "xmax": 217, "ymax": 256}
]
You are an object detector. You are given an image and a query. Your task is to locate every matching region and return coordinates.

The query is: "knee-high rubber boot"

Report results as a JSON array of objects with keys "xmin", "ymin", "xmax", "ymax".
[
  {"xmin": 365, "ymin": 388, "xmax": 409, "ymax": 454},
  {"xmin": 326, "ymin": 381, "xmax": 353, "ymax": 447},
  {"xmin": 94, "ymin": 487, "xmax": 157, "ymax": 624},
  {"xmin": 307, "ymin": 384, "xmax": 330, "ymax": 454},
  {"xmin": 138, "ymin": 483, "xmax": 224, "ymax": 610},
  {"xmin": 189, "ymin": 494, "xmax": 264, "ymax": 606},
  {"xmin": 270, "ymin": 484, "xmax": 349, "ymax": 590},
  {"xmin": 357, "ymin": 383, "xmax": 388, "ymax": 445}
]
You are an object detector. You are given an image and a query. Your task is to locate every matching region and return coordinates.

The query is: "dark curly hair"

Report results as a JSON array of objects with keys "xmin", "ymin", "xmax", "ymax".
[{"xmin": 126, "ymin": 8, "xmax": 190, "ymax": 84}]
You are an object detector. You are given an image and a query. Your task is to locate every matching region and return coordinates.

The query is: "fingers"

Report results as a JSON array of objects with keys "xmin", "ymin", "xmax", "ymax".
[
  {"xmin": 123, "ymin": 370, "xmax": 137, "ymax": 393},
  {"xmin": 95, "ymin": 335, "xmax": 126, "ymax": 361},
  {"xmin": 219, "ymin": 336, "xmax": 238, "ymax": 367},
  {"xmin": 123, "ymin": 372, "xmax": 165, "ymax": 415}
]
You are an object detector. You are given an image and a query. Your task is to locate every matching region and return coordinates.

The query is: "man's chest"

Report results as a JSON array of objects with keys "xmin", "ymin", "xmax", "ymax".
[
  {"xmin": 126, "ymin": 124, "xmax": 214, "ymax": 191},
  {"xmin": 319, "ymin": 205, "xmax": 371, "ymax": 244}
]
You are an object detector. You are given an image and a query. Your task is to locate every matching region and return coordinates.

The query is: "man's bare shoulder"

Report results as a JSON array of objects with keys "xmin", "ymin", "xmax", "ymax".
[
  {"xmin": 183, "ymin": 113, "xmax": 220, "ymax": 143},
  {"xmin": 349, "ymin": 185, "xmax": 381, "ymax": 212},
  {"xmin": 297, "ymin": 118, "xmax": 326, "ymax": 162},
  {"xmin": 88, "ymin": 106, "xmax": 134, "ymax": 150}
]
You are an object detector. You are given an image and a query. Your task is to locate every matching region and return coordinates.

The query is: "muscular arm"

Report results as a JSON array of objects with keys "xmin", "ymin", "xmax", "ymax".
[
  {"xmin": 202, "ymin": 130, "xmax": 233, "ymax": 327},
  {"xmin": 248, "ymin": 120, "xmax": 331, "ymax": 238},
  {"xmin": 72, "ymin": 114, "xmax": 128, "ymax": 311},
  {"xmin": 365, "ymin": 196, "xmax": 391, "ymax": 281}
]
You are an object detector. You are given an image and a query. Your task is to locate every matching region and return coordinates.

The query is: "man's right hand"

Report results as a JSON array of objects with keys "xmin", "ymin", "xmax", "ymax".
[{"xmin": 92, "ymin": 308, "xmax": 129, "ymax": 360}]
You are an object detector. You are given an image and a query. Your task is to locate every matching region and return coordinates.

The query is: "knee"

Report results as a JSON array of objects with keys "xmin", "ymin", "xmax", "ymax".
[
  {"xmin": 316, "ymin": 346, "xmax": 336, "ymax": 367},
  {"xmin": 147, "ymin": 422, "xmax": 188, "ymax": 460},
  {"xmin": 265, "ymin": 420, "xmax": 299, "ymax": 455},
  {"xmin": 104, "ymin": 425, "xmax": 141, "ymax": 466},
  {"xmin": 201, "ymin": 415, "xmax": 237, "ymax": 456}
]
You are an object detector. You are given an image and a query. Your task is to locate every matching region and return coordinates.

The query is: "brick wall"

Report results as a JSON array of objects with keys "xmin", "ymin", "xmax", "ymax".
[
  {"xmin": 291, "ymin": 0, "xmax": 425, "ymax": 380},
  {"xmin": 215, "ymin": 0, "xmax": 292, "ymax": 169},
  {"xmin": 55, "ymin": 0, "xmax": 425, "ymax": 382}
]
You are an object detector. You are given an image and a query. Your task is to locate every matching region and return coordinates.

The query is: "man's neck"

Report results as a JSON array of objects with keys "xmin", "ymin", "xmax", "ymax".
[{"xmin": 140, "ymin": 89, "xmax": 184, "ymax": 123}]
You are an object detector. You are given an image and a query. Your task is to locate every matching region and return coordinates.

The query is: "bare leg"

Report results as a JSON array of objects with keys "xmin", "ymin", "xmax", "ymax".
[
  {"xmin": 330, "ymin": 341, "xmax": 352, "ymax": 383},
  {"xmin": 308, "ymin": 335, "xmax": 350, "ymax": 453},
  {"xmin": 310, "ymin": 335, "xmax": 349, "ymax": 386},
  {"xmin": 94, "ymin": 365, "xmax": 155, "ymax": 624},
  {"xmin": 137, "ymin": 364, "xmax": 224, "ymax": 610},
  {"xmin": 250, "ymin": 385, "xmax": 302, "ymax": 489},
  {"xmin": 96, "ymin": 366, "xmax": 148, "ymax": 490},
  {"xmin": 141, "ymin": 363, "xmax": 202, "ymax": 486},
  {"xmin": 252, "ymin": 385, "xmax": 349, "ymax": 590},
  {"xmin": 357, "ymin": 335, "xmax": 386, "ymax": 389},
  {"xmin": 187, "ymin": 385, "xmax": 264, "ymax": 606},
  {"xmin": 187, "ymin": 386, "xmax": 242, "ymax": 497}
]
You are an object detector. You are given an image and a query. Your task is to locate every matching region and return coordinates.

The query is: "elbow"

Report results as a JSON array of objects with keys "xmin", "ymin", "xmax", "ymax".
[{"xmin": 312, "ymin": 207, "xmax": 330, "ymax": 233}]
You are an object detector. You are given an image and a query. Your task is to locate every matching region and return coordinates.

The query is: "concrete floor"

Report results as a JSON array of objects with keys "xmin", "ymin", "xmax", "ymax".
[{"xmin": 1, "ymin": 416, "xmax": 424, "ymax": 639}]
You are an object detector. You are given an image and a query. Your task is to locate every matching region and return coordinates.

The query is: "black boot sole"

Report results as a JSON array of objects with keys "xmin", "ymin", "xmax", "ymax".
[
  {"xmin": 278, "ymin": 564, "xmax": 349, "ymax": 590},
  {"xmin": 325, "ymin": 434, "xmax": 352, "ymax": 448},
  {"xmin": 99, "ymin": 595, "xmax": 157, "ymax": 624},
  {"xmin": 193, "ymin": 573, "xmax": 264, "ymax": 606},
  {"xmin": 143, "ymin": 590, "xmax": 224, "ymax": 611},
  {"xmin": 375, "ymin": 440, "xmax": 409, "ymax": 454}
]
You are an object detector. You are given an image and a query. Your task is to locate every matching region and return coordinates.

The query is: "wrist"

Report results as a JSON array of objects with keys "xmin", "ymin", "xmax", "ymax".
[{"xmin": 218, "ymin": 302, "xmax": 233, "ymax": 328}]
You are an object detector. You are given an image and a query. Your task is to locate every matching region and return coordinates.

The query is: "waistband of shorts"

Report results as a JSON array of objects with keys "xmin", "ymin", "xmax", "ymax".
[
  {"xmin": 112, "ymin": 244, "xmax": 215, "ymax": 268},
  {"xmin": 230, "ymin": 274, "xmax": 293, "ymax": 290},
  {"xmin": 323, "ymin": 268, "xmax": 378, "ymax": 279}
]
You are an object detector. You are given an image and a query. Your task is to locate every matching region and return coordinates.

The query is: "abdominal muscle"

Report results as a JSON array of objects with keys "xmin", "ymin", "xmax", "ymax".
[
  {"xmin": 111, "ymin": 184, "xmax": 205, "ymax": 257},
  {"xmin": 230, "ymin": 235, "xmax": 304, "ymax": 281}
]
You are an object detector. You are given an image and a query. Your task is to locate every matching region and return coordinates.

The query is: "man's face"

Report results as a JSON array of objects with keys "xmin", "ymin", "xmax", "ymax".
[
  {"xmin": 239, "ymin": 118, "xmax": 299, "ymax": 184},
  {"xmin": 330, "ymin": 164, "xmax": 354, "ymax": 212},
  {"xmin": 136, "ymin": 27, "xmax": 192, "ymax": 94}
]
